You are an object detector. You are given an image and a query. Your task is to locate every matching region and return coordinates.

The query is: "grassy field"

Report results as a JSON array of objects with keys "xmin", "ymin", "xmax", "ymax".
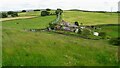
[
  {"xmin": 3, "ymin": 16, "xmax": 56, "ymax": 30},
  {"xmin": 2, "ymin": 11, "xmax": 119, "ymax": 66},
  {"xmin": 63, "ymin": 11, "xmax": 118, "ymax": 25},
  {"xmin": 99, "ymin": 26, "xmax": 119, "ymax": 38},
  {"xmin": 18, "ymin": 11, "xmax": 40, "ymax": 17}
]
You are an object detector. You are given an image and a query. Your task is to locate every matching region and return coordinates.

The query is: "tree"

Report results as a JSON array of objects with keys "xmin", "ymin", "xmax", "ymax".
[
  {"xmin": 34, "ymin": 9, "xmax": 40, "ymax": 11},
  {"xmin": 7, "ymin": 11, "xmax": 14, "ymax": 15},
  {"xmin": 46, "ymin": 8, "xmax": 51, "ymax": 11},
  {"xmin": 22, "ymin": 10, "xmax": 26, "ymax": 12},
  {"xmin": 55, "ymin": 8, "xmax": 63, "ymax": 15},
  {"xmin": 11, "ymin": 12, "xmax": 18, "ymax": 17},
  {"xmin": 1, "ymin": 12, "xmax": 8, "ymax": 18},
  {"xmin": 7, "ymin": 11, "xmax": 18, "ymax": 17},
  {"xmin": 74, "ymin": 21, "xmax": 79, "ymax": 26},
  {"xmin": 41, "ymin": 11, "xmax": 50, "ymax": 16}
]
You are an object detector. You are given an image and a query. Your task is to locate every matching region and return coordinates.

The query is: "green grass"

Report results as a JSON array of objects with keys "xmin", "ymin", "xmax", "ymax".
[
  {"xmin": 18, "ymin": 11, "xmax": 55, "ymax": 17},
  {"xmin": 18, "ymin": 11, "xmax": 41, "ymax": 17},
  {"xmin": 63, "ymin": 11, "xmax": 118, "ymax": 25},
  {"xmin": 2, "ymin": 16, "xmax": 56, "ymax": 30},
  {"xmin": 2, "ymin": 11, "xmax": 119, "ymax": 66},
  {"xmin": 100, "ymin": 26, "xmax": 119, "ymax": 38},
  {"xmin": 2, "ymin": 29, "xmax": 118, "ymax": 66}
]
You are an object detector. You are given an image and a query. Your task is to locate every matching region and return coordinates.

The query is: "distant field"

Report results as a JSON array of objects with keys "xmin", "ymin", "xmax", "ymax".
[
  {"xmin": 2, "ymin": 16, "xmax": 56, "ymax": 30},
  {"xmin": 2, "ymin": 11, "xmax": 119, "ymax": 66},
  {"xmin": 18, "ymin": 11, "xmax": 40, "ymax": 17},
  {"xmin": 1, "ymin": 11, "xmax": 41, "ymax": 21},
  {"xmin": 1, "ymin": 16, "xmax": 36, "ymax": 21},
  {"xmin": 63, "ymin": 11, "xmax": 118, "ymax": 25}
]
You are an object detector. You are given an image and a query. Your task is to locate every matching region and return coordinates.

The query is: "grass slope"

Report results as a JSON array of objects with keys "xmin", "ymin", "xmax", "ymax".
[
  {"xmin": 3, "ymin": 16, "xmax": 56, "ymax": 30},
  {"xmin": 2, "ymin": 29, "xmax": 118, "ymax": 66},
  {"xmin": 100, "ymin": 26, "xmax": 119, "ymax": 38},
  {"xmin": 2, "ymin": 11, "xmax": 119, "ymax": 66},
  {"xmin": 63, "ymin": 11, "xmax": 118, "ymax": 25}
]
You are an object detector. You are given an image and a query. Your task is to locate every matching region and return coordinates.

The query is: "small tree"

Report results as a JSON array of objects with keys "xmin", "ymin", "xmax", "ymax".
[
  {"xmin": 1, "ymin": 12, "xmax": 8, "ymax": 18},
  {"xmin": 22, "ymin": 10, "xmax": 26, "ymax": 12},
  {"xmin": 7, "ymin": 11, "xmax": 18, "ymax": 17},
  {"xmin": 41, "ymin": 11, "xmax": 50, "ymax": 16},
  {"xmin": 34, "ymin": 9, "xmax": 40, "ymax": 11},
  {"xmin": 7, "ymin": 11, "xmax": 14, "ymax": 15},
  {"xmin": 55, "ymin": 8, "xmax": 63, "ymax": 15},
  {"xmin": 74, "ymin": 21, "xmax": 79, "ymax": 26},
  {"xmin": 11, "ymin": 12, "xmax": 18, "ymax": 17},
  {"xmin": 46, "ymin": 8, "xmax": 51, "ymax": 11}
]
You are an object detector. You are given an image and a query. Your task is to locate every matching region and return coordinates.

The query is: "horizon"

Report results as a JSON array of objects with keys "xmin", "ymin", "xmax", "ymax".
[{"xmin": 0, "ymin": 0, "xmax": 120, "ymax": 12}]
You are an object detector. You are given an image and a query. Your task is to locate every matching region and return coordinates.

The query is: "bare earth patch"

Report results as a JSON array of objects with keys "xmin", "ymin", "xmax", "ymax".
[{"xmin": 0, "ymin": 16, "xmax": 36, "ymax": 21}]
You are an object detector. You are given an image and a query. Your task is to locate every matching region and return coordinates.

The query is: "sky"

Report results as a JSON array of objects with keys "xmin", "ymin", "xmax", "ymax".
[{"xmin": 0, "ymin": 0, "xmax": 120, "ymax": 11}]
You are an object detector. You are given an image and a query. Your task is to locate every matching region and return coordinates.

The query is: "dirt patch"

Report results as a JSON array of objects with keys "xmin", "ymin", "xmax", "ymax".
[{"xmin": 0, "ymin": 16, "xmax": 36, "ymax": 21}]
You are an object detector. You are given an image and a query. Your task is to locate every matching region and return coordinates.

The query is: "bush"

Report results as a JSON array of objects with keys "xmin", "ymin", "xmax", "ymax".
[
  {"xmin": 41, "ymin": 11, "xmax": 50, "ymax": 16},
  {"xmin": 109, "ymin": 37, "xmax": 120, "ymax": 46},
  {"xmin": 81, "ymin": 28, "xmax": 91, "ymax": 38},
  {"xmin": 11, "ymin": 12, "xmax": 18, "ymax": 17},
  {"xmin": 7, "ymin": 11, "xmax": 18, "ymax": 17},
  {"xmin": 74, "ymin": 21, "xmax": 79, "ymax": 26},
  {"xmin": 55, "ymin": 8, "xmax": 63, "ymax": 15},
  {"xmin": 1, "ymin": 12, "xmax": 8, "ymax": 18},
  {"xmin": 49, "ymin": 23, "xmax": 56, "ymax": 30},
  {"xmin": 99, "ymin": 32, "xmax": 107, "ymax": 39},
  {"xmin": 46, "ymin": 8, "xmax": 51, "ymax": 11},
  {"xmin": 34, "ymin": 9, "xmax": 40, "ymax": 11},
  {"xmin": 22, "ymin": 10, "xmax": 26, "ymax": 12},
  {"xmin": 7, "ymin": 11, "xmax": 14, "ymax": 15}
]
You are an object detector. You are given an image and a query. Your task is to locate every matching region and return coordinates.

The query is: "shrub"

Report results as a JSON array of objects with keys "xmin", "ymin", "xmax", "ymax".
[
  {"xmin": 81, "ymin": 28, "xmax": 91, "ymax": 38},
  {"xmin": 46, "ymin": 8, "xmax": 51, "ymax": 11},
  {"xmin": 74, "ymin": 21, "xmax": 79, "ymax": 26},
  {"xmin": 11, "ymin": 12, "xmax": 18, "ymax": 17},
  {"xmin": 34, "ymin": 9, "xmax": 40, "ymax": 11},
  {"xmin": 22, "ymin": 10, "xmax": 26, "ymax": 12},
  {"xmin": 55, "ymin": 8, "xmax": 63, "ymax": 15},
  {"xmin": 7, "ymin": 11, "xmax": 18, "ymax": 17},
  {"xmin": 7, "ymin": 11, "xmax": 14, "ymax": 15},
  {"xmin": 41, "ymin": 11, "xmax": 50, "ymax": 16},
  {"xmin": 1, "ymin": 12, "xmax": 8, "ymax": 18},
  {"xmin": 49, "ymin": 23, "xmax": 57, "ymax": 30},
  {"xmin": 99, "ymin": 32, "xmax": 107, "ymax": 39},
  {"xmin": 109, "ymin": 37, "xmax": 120, "ymax": 46}
]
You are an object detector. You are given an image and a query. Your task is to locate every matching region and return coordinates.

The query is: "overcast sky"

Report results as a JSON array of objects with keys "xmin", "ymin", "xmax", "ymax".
[{"xmin": 0, "ymin": 0, "xmax": 120, "ymax": 11}]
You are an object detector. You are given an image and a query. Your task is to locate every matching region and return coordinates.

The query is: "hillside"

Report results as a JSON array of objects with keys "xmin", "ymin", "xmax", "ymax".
[
  {"xmin": 63, "ymin": 11, "xmax": 118, "ymax": 25},
  {"xmin": 2, "ymin": 11, "xmax": 119, "ymax": 66}
]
